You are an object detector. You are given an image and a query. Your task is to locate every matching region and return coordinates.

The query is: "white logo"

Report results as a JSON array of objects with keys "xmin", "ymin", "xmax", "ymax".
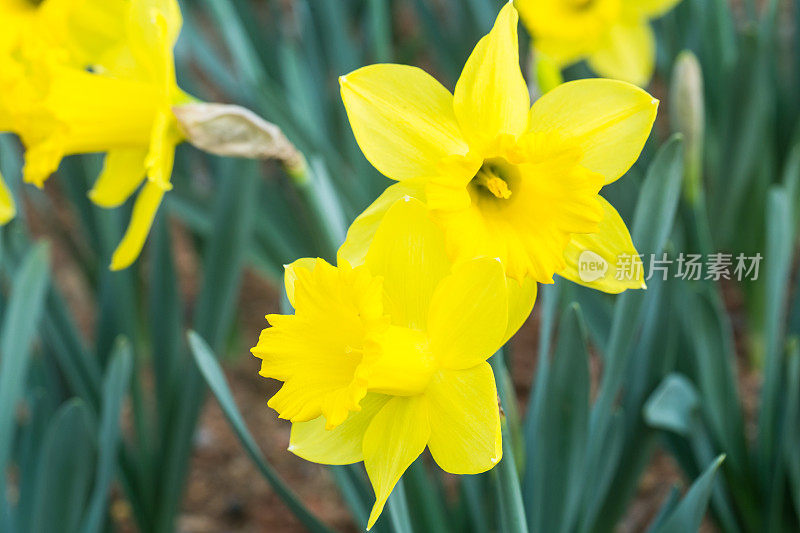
[{"xmin": 578, "ymin": 251, "xmax": 608, "ymax": 282}]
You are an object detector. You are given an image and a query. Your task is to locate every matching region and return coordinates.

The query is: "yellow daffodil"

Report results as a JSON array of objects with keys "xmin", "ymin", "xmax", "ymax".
[
  {"xmin": 0, "ymin": 0, "xmax": 189, "ymax": 270},
  {"xmin": 253, "ymin": 199, "xmax": 532, "ymax": 529},
  {"xmin": 338, "ymin": 2, "xmax": 656, "ymax": 294},
  {"xmin": 516, "ymin": 0, "xmax": 682, "ymax": 86}
]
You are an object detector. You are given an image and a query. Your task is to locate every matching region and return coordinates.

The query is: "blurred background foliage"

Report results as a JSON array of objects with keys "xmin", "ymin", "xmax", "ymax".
[{"xmin": 0, "ymin": 0, "xmax": 799, "ymax": 531}]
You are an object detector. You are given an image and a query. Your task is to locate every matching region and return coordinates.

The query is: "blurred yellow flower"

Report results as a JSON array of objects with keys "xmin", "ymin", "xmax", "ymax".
[
  {"xmin": 516, "ymin": 0, "xmax": 682, "ymax": 86},
  {"xmin": 339, "ymin": 3, "xmax": 656, "ymax": 294},
  {"xmin": 0, "ymin": 0, "xmax": 189, "ymax": 270},
  {"xmin": 253, "ymin": 199, "xmax": 531, "ymax": 529}
]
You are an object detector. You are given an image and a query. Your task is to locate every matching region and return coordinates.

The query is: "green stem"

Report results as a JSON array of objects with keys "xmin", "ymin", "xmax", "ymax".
[
  {"xmin": 494, "ymin": 417, "xmax": 529, "ymax": 533},
  {"xmin": 490, "ymin": 355, "xmax": 529, "ymax": 533},
  {"xmin": 387, "ymin": 478, "xmax": 414, "ymax": 533}
]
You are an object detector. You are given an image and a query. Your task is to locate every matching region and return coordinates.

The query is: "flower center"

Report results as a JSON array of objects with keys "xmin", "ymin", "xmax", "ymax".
[{"xmin": 471, "ymin": 158, "xmax": 519, "ymax": 201}]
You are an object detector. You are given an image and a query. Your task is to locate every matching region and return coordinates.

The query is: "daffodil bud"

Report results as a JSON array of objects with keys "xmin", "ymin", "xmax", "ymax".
[
  {"xmin": 670, "ymin": 50, "xmax": 705, "ymax": 204},
  {"xmin": 172, "ymin": 103, "xmax": 306, "ymax": 177}
]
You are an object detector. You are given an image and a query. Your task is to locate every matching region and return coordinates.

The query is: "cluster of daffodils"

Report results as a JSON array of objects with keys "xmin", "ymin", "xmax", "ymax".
[
  {"xmin": 254, "ymin": 4, "xmax": 659, "ymax": 529},
  {"xmin": 516, "ymin": 0, "xmax": 682, "ymax": 87},
  {"xmin": 0, "ymin": 0, "xmax": 189, "ymax": 269}
]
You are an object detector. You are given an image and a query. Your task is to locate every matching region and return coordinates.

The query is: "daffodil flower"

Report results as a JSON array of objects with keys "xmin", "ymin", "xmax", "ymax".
[
  {"xmin": 339, "ymin": 2, "xmax": 657, "ymax": 294},
  {"xmin": 516, "ymin": 0, "xmax": 682, "ymax": 86},
  {"xmin": 253, "ymin": 199, "xmax": 531, "ymax": 530},
  {"xmin": 0, "ymin": 0, "xmax": 189, "ymax": 270}
]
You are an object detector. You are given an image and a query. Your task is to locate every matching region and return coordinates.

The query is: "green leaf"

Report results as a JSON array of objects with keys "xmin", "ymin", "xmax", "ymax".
[
  {"xmin": 193, "ymin": 160, "xmax": 259, "ymax": 349},
  {"xmin": 81, "ymin": 339, "xmax": 133, "ymax": 533},
  {"xmin": 600, "ymin": 135, "xmax": 685, "ymax": 395},
  {"xmin": 630, "ymin": 135, "xmax": 686, "ymax": 255},
  {"xmin": 647, "ymin": 487, "xmax": 681, "ymax": 533},
  {"xmin": 14, "ymin": 385, "xmax": 57, "ymax": 532},
  {"xmin": 527, "ymin": 303, "xmax": 589, "ymax": 533},
  {"xmin": 366, "ymin": 0, "xmax": 392, "ymax": 63},
  {"xmin": 30, "ymin": 400, "xmax": 95, "ymax": 533},
  {"xmin": 41, "ymin": 287, "xmax": 101, "ymax": 409},
  {"xmin": 404, "ymin": 460, "xmax": 450, "ymax": 533},
  {"xmin": 148, "ymin": 213, "xmax": 183, "ymax": 438},
  {"xmin": 493, "ymin": 417, "xmax": 529, "ymax": 533},
  {"xmin": 578, "ymin": 412, "xmax": 626, "ymax": 533},
  {"xmin": 386, "ymin": 478, "xmax": 414, "ymax": 533},
  {"xmin": 780, "ymin": 136, "xmax": 800, "ymax": 235},
  {"xmin": 187, "ymin": 331, "xmax": 333, "ymax": 533},
  {"xmin": 644, "ymin": 374, "xmax": 700, "ymax": 437},
  {"xmin": 155, "ymin": 160, "xmax": 259, "ymax": 533},
  {"xmin": 676, "ymin": 287, "xmax": 756, "ymax": 531},
  {"xmin": 651, "ymin": 455, "xmax": 726, "ymax": 533},
  {"xmin": 293, "ymin": 158, "xmax": 349, "ymax": 260},
  {"xmin": 757, "ymin": 187, "xmax": 794, "ymax": 479},
  {"xmin": 329, "ymin": 465, "xmax": 374, "ymax": 529},
  {"xmin": 584, "ymin": 137, "xmax": 684, "ymax": 523},
  {"xmin": 783, "ymin": 339, "xmax": 800, "ymax": 522},
  {"xmin": 523, "ymin": 282, "xmax": 562, "ymax": 464},
  {"xmin": 490, "ymin": 355, "xmax": 528, "ymax": 533},
  {"xmin": 0, "ymin": 243, "xmax": 51, "ymax": 510},
  {"xmin": 460, "ymin": 474, "xmax": 490, "ymax": 533}
]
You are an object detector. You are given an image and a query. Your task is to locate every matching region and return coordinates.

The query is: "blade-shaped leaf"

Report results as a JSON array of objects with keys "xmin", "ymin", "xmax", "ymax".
[
  {"xmin": 757, "ymin": 187, "xmax": 794, "ymax": 480},
  {"xmin": 187, "ymin": 331, "xmax": 333, "ymax": 533},
  {"xmin": 527, "ymin": 303, "xmax": 589, "ymax": 533},
  {"xmin": 81, "ymin": 339, "xmax": 133, "ymax": 533},
  {"xmin": 30, "ymin": 400, "xmax": 95, "ymax": 533},
  {"xmin": 644, "ymin": 374, "xmax": 700, "ymax": 437},
  {"xmin": 651, "ymin": 455, "xmax": 726, "ymax": 533},
  {"xmin": 0, "ymin": 243, "xmax": 51, "ymax": 520}
]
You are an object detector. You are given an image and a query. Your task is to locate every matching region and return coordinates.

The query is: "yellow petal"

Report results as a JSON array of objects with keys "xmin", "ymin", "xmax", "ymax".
[
  {"xmin": 428, "ymin": 257, "xmax": 508, "ymax": 370},
  {"xmin": 144, "ymin": 110, "xmax": 180, "ymax": 190},
  {"xmin": 337, "ymin": 179, "xmax": 427, "ymax": 267},
  {"xmin": 454, "ymin": 2, "xmax": 530, "ymax": 151},
  {"xmin": 88, "ymin": 149, "xmax": 148, "ymax": 208},
  {"xmin": 0, "ymin": 172, "xmax": 16, "ymax": 224},
  {"xmin": 363, "ymin": 396, "xmax": 430, "ymax": 530},
  {"xmin": 426, "ymin": 363, "xmax": 501, "ymax": 474},
  {"xmin": 587, "ymin": 22, "xmax": 656, "ymax": 87},
  {"xmin": 340, "ymin": 65, "xmax": 468, "ymax": 181},
  {"xmin": 625, "ymin": 0, "xmax": 683, "ymax": 18},
  {"xmin": 289, "ymin": 393, "xmax": 390, "ymax": 465},
  {"xmin": 365, "ymin": 198, "xmax": 451, "ymax": 330},
  {"xmin": 254, "ymin": 261, "xmax": 382, "ymax": 427},
  {"xmin": 504, "ymin": 276, "xmax": 537, "ymax": 343},
  {"xmin": 283, "ymin": 257, "xmax": 318, "ymax": 308},
  {"xmin": 528, "ymin": 78, "xmax": 657, "ymax": 184},
  {"xmin": 22, "ymin": 139, "xmax": 64, "ymax": 188},
  {"xmin": 109, "ymin": 180, "xmax": 164, "ymax": 270},
  {"xmin": 127, "ymin": 0, "xmax": 182, "ymax": 81},
  {"xmin": 558, "ymin": 196, "xmax": 645, "ymax": 293}
]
